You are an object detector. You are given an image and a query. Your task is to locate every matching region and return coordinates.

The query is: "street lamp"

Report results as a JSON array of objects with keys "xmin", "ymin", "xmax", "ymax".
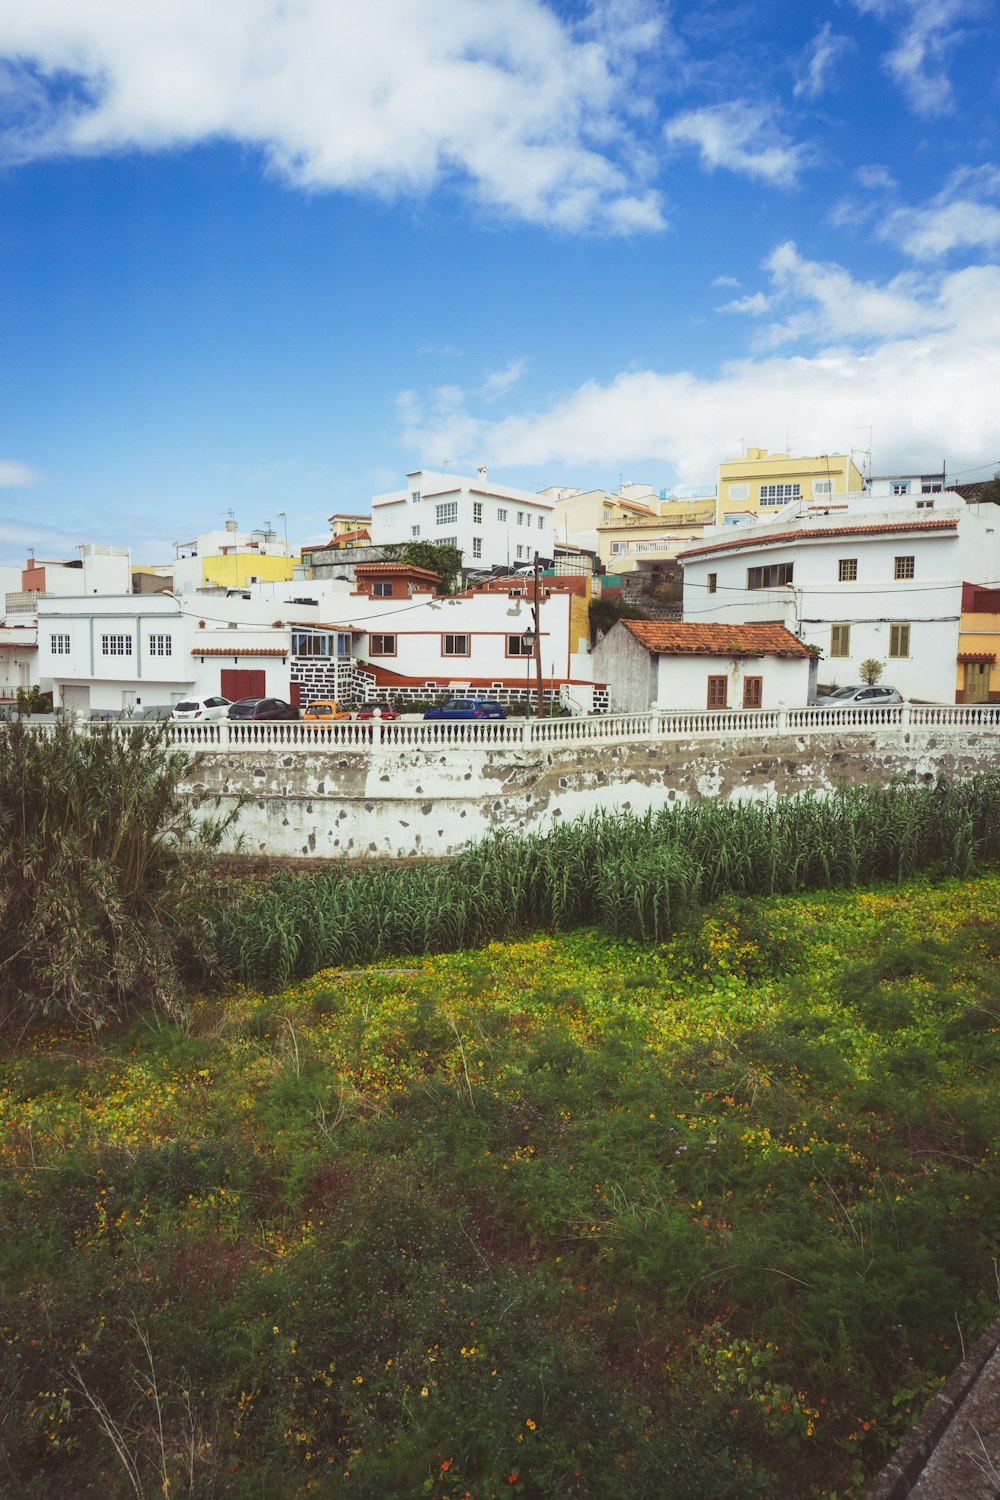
[{"xmin": 521, "ymin": 628, "xmax": 535, "ymax": 716}]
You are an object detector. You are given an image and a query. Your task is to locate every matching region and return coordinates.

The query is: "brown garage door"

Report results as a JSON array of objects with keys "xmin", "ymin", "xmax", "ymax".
[{"xmin": 221, "ymin": 669, "xmax": 266, "ymax": 700}]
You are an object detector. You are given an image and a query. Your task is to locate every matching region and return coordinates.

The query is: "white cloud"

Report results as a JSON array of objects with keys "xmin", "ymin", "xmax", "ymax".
[
  {"xmin": 482, "ymin": 360, "xmax": 527, "ymax": 398},
  {"xmin": 711, "ymin": 275, "xmax": 741, "ymax": 289},
  {"xmin": 743, "ymin": 242, "xmax": 938, "ymax": 347},
  {"xmin": 794, "ymin": 22, "xmax": 852, "ymax": 100},
  {"xmin": 0, "ymin": 461, "xmax": 42, "ymax": 489},
  {"xmin": 399, "ymin": 257, "xmax": 1000, "ymax": 482},
  {"xmin": 0, "ymin": 0, "xmax": 669, "ymax": 233},
  {"xmin": 849, "ymin": 0, "xmax": 980, "ymax": 115},
  {"xmin": 663, "ymin": 102, "xmax": 812, "ymax": 187},
  {"xmin": 717, "ymin": 291, "xmax": 771, "ymax": 316},
  {"xmin": 879, "ymin": 165, "xmax": 1000, "ymax": 259}
]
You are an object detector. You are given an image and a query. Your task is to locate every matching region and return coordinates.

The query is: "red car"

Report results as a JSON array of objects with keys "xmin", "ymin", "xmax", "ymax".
[{"xmin": 355, "ymin": 702, "xmax": 399, "ymax": 721}]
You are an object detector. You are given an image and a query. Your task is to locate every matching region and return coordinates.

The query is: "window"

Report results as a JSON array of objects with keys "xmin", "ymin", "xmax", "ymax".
[
  {"xmin": 517, "ymin": 510, "xmax": 525, "ymax": 526},
  {"xmin": 747, "ymin": 562, "xmax": 793, "ymax": 589},
  {"xmin": 813, "ymin": 479, "xmax": 833, "ymax": 496},
  {"xmin": 101, "ymin": 634, "xmax": 133, "ymax": 657},
  {"xmin": 743, "ymin": 676, "xmax": 763, "ymax": 709},
  {"xmin": 50, "ymin": 633, "xmax": 70, "ymax": 655},
  {"xmin": 472, "ymin": 537, "xmax": 482, "ymax": 559},
  {"xmin": 894, "ymin": 555, "xmax": 915, "ymax": 580},
  {"xmin": 435, "ymin": 501, "xmax": 458, "ymax": 526},
  {"xmin": 830, "ymin": 623, "xmax": 850, "ymax": 657},
  {"xmin": 759, "ymin": 483, "xmax": 801, "ymax": 505},
  {"xmin": 603, "ymin": 508, "xmax": 612, "ymax": 521},
  {"xmin": 369, "ymin": 634, "xmax": 396, "ymax": 656},
  {"xmin": 516, "ymin": 545, "xmax": 525, "ymax": 560},
  {"xmin": 473, "ymin": 502, "xmax": 482, "ymax": 523},
  {"xmin": 372, "ymin": 581, "xmax": 393, "ymax": 597},
  {"xmin": 443, "ymin": 634, "xmax": 469, "ymax": 656},
  {"xmin": 537, "ymin": 515, "xmax": 544, "ymax": 530},
  {"xmin": 707, "ymin": 676, "xmax": 728, "ymax": 708},
  {"xmin": 411, "ymin": 490, "xmax": 421, "ymax": 503},
  {"xmin": 148, "ymin": 634, "xmax": 173, "ymax": 656},
  {"xmin": 892, "ymin": 482, "xmax": 910, "ymax": 495},
  {"xmin": 411, "ymin": 525, "xmax": 421, "ymax": 537},
  {"xmin": 437, "ymin": 536, "xmax": 457, "ymax": 547},
  {"xmin": 507, "ymin": 634, "xmax": 533, "ymax": 656},
  {"xmin": 915, "ymin": 500, "xmax": 934, "ymax": 510},
  {"xmin": 611, "ymin": 541, "xmax": 625, "ymax": 554},
  {"xmin": 921, "ymin": 482, "xmax": 942, "ymax": 493},
  {"xmin": 728, "ymin": 483, "xmax": 749, "ymax": 501},
  {"xmin": 292, "ymin": 631, "xmax": 333, "ymax": 657},
  {"xmin": 838, "ymin": 558, "xmax": 858, "ymax": 582},
  {"xmin": 497, "ymin": 507, "xmax": 507, "ymax": 522},
  {"xmin": 707, "ymin": 573, "xmax": 717, "ymax": 594},
  {"xmin": 889, "ymin": 623, "xmax": 911, "ymax": 657}
]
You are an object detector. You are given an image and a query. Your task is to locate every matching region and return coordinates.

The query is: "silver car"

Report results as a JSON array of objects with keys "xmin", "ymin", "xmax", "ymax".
[{"xmin": 824, "ymin": 685, "xmax": 904, "ymax": 705}]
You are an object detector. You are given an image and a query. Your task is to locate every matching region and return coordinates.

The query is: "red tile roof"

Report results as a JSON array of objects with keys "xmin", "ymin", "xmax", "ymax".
[
  {"xmin": 354, "ymin": 563, "xmax": 442, "ymax": 581},
  {"xmin": 957, "ymin": 652, "xmax": 996, "ymax": 664},
  {"xmin": 622, "ymin": 620, "xmax": 812, "ymax": 659},
  {"xmin": 681, "ymin": 518, "xmax": 958, "ymax": 560},
  {"xmin": 191, "ymin": 647, "xmax": 288, "ymax": 656}
]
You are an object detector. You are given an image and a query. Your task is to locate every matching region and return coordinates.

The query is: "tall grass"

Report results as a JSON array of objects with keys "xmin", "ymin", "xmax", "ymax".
[
  {"xmin": 215, "ymin": 773, "xmax": 1000, "ymax": 987},
  {"xmin": 0, "ymin": 721, "xmax": 238, "ymax": 1027}
]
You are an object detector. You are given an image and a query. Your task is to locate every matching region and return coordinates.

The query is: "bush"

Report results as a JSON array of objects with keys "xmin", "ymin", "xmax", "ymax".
[{"xmin": 0, "ymin": 720, "xmax": 240, "ymax": 1029}]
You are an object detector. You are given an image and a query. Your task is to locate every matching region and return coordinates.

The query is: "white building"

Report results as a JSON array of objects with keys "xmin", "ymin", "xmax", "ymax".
[
  {"xmin": 370, "ymin": 468, "xmax": 555, "ymax": 570},
  {"xmin": 592, "ymin": 620, "xmax": 814, "ymax": 713},
  {"xmin": 677, "ymin": 494, "xmax": 1000, "ymax": 703}
]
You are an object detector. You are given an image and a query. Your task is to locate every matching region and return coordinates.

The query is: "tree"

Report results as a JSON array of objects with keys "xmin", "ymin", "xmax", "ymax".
[
  {"xmin": 381, "ymin": 540, "xmax": 463, "ymax": 594},
  {"xmin": 0, "ymin": 721, "xmax": 240, "ymax": 1029},
  {"xmin": 977, "ymin": 469, "xmax": 1000, "ymax": 507},
  {"xmin": 588, "ymin": 596, "xmax": 649, "ymax": 646},
  {"xmin": 859, "ymin": 658, "xmax": 884, "ymax": 686}
]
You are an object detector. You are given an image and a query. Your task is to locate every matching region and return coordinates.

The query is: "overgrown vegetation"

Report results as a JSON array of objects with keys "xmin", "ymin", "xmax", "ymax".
[
  {"xmin": 381, "ymin": 539, "xmax": 464, "ymax": 594},
  {"xmin": 3, "ymin": 875, "xmax": 1000, "ymax": 1497},
  {"xmin": 587, "ymin": 594, "xmax": 649, "ymax": 643},
  {"xmin": 215, "ymin": 774, "xmax": 1000, "ymax": 990},
  {"xmin": 0, "ymin": 720, "xmax": 237, "ymax": 1028}
]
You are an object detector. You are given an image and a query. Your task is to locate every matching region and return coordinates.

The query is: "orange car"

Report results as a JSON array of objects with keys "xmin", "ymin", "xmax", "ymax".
[{"xmin": 301, "ymin": 699, "xmax": 353, "ymax": 723}]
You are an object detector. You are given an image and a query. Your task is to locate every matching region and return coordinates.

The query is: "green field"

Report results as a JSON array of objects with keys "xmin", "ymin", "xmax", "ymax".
[{"xmin": 3, "ymin": 873, "xmax": 1000, "ymax": 1498}]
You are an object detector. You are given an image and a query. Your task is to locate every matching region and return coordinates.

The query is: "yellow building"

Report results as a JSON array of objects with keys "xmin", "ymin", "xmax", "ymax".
[
  {"xmin": 717, "ymin": 448, "xmax": 866, "ymax": 522},
  {"xmin": 957, "ymin": 584, "xmax": 1000, "ymax": 702},
  {"xmin": 201, "ymin": 551, "xmax": 295, "ymax": 589}
]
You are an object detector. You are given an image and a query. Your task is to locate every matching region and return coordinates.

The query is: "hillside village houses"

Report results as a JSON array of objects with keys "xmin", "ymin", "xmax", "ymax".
[{"xmin": 4, "ymin": 452, "xmax": 1000, "ymax": 718}]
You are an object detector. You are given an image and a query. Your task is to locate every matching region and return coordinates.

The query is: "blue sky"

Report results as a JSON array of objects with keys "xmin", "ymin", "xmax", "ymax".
[{"xmin": 1, "ymin": 0, "xmax": 999, "ymax": 566}]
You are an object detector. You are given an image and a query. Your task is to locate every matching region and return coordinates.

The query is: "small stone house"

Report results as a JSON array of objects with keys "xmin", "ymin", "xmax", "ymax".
[{"xmin": 592, "ymin": 620, "xmax": 815, "ymax": 712}]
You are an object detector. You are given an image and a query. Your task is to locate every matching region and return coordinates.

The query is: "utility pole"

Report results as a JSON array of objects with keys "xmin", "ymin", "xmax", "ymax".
[{"xmin": 532, "ymin": 551, "xmax": 544, "ymax": 717}]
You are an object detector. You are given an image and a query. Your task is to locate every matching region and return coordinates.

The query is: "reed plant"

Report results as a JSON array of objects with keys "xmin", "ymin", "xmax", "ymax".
[
  {"xmin": 0, "ymin": 720, "xmax": 238, "ymax": 1028},
  {"xmin": 215, "ymin": 772, "xmax": 1000, "ymax": 988}
]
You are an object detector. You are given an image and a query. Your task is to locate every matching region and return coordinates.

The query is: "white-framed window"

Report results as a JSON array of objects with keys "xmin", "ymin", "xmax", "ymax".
[
  {"xmin": 497, "ymin": 507, "xmax": 507, "ymax": 522},
  {"xmin": 537, "ymin": 515, "xmax": 544, "ymax": 530},
  {"xmin": 516, "ymin": 545, "xmax": 525, "ymax": 560},
  {"xmin": 411, "ymin": 490, "xmax": 421, "ymax": 503},
  {"xmin": 517, "ymin": 511, "xmax": 525, "ymax": 526},
  {"xmin": 372, "ymin": 581, "xmax": 393, "ymax": 597},
  {"xmin": 436, "ymin": 501, "xmax": 458, "ymax": 525},
  {"xmin": 728, "ymin": 483, "xmax": 749, "ymax": 501},
  {"xmin": 101, "ymin": 634, "xmax": 133, "ymax": 657},
  {"xmin": 892, "ymin": 482, "xmax": 910, "ymax": 495},
  {"xmin": 148, "ymin": 634, "xmax": 173, "ymax": 656},
  {"xmin": 603, "ymin": 508, "xmax": 613, "ymax": 521},
  {"xmin": 916, "ymin": 500, "xmax": 934, "ymax": 510},
  {"xmin": 813, "ymin": 480, "xmax": 833, "ymax": 495},
  {"xmin": 472, "ymin": 536, "xmax": 482, "ymax": 559},
  {"xmin": 50, "ymin": 633, "xmax": 71, "ymax": 655},
  {"xmin": 292, "ymin": 631, "xmax": 333, "ymax": 657},
  {"xmin": 411, "ymin": 525, "xmax": 421, "ymax": 538},
  {"xmin": 921, "ymin": 482, "xmax": 942, "ymax": 493},
  {"xmin": 747, "ymin": 562, "xmax": 793, "ymax": 589},
  {"xmin": 838, "ymin": 558, "xmax": 858, "ymax": 582},
  {"xmin": 437, "ymin": 536, "xmax": 457, "ymax": 547},
  {"xmin": 759, "ymin": 483, "xmax": 801, "ymax": 505},
  {"xmin": 473, "ymin": 502, "xmax": 482, "ymax": 523},
  {"xmin": 894, "ymin": 555, "xmax": 915, "ymax": 580},
  {"xmin": 611, "ymin": 541, "xmax": 625, "ymax": 554},
  {"xmin": 442, "ymin": 634, "xmax": 469, "ymax": 656}
]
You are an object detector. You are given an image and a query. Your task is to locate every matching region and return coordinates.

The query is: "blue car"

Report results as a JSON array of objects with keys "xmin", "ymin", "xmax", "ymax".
[{"xmin": 423, "ymin": 698, "xmax": 508, "ymax": 720}]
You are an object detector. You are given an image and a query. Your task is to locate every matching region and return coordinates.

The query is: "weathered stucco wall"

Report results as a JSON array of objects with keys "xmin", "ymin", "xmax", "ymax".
[{"xmin": 181, "ymin": 726, "xmax": 1000, "ymax": 859}]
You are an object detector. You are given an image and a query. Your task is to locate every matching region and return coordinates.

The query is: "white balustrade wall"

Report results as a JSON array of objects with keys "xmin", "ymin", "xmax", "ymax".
[{"xmin": 25, "ymin": 705, "xmax": 1000, "ymax": 859}]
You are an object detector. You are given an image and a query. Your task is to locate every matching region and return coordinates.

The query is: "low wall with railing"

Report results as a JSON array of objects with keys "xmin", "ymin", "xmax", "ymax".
[{"xmin": 144, "ymin": 704, "xmax": 1000, "ymax": 859}]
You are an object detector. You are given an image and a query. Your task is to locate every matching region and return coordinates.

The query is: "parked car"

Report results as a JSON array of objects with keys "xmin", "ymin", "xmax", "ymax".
[
  {"xmin": 301, "ymin": 699, "xmax": 352, "ymax": 723},
  {"xmin": 356, "ymin": 702, "xmax": 399, "ymax": 722},
  {"xmin": 171, "ymin": 695, "xmax": 232, "ymax": 721},
  {"xmin": 824, "ymin": 685, "xmax": 904, "ymax": 705},
  {"xmin": 227, "ymin": 697, "xmax": 301, "ymax": 721},
  {"xmin": 423, "ymin": 698, "xmax": 508, "ymax": 720},
  {"xmin": 129, "ymin": 704, "xmax": 175, "ymax": 721}
]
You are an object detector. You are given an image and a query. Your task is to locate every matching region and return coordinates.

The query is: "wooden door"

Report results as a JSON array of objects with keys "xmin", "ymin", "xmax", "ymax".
[{"xmin": 964, "ymin": 663, "xmax": 990, "ymax": 703}]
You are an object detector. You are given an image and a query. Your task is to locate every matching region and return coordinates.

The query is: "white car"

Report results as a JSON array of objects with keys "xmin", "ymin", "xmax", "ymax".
[{"xmin": 171, "ymin": 695, "xmax": 232, "ymax": 721}]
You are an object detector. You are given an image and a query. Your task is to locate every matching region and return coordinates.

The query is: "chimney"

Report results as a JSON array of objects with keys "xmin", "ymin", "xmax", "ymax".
[{"xmin": 477, "ymin": 466, "xmax": 487, "ymax": 482}]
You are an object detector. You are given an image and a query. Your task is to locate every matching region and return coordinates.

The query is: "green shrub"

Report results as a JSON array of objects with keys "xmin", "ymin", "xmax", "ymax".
[{"xmin": 0, "ymin": 720, "xmax": 239, "ymax": 1028}]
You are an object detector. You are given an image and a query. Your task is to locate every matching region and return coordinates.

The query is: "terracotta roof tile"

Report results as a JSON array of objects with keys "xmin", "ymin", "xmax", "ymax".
[
  {"xmin": 191, "ymin": 647, "xmax": 288, "ymax": 657},
  {"xmin": 622, "ymin": 620, "xmax": 812, "ymax": 658},
  {"xmin": 681, "ymin": 518, "xmax": 958, "ymax": 560}
]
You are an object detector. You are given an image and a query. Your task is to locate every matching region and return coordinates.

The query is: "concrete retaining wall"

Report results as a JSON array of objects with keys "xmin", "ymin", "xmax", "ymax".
[{"xmin": 181, "ymin": 723, "xmax": 1000, "ymax": 859}]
